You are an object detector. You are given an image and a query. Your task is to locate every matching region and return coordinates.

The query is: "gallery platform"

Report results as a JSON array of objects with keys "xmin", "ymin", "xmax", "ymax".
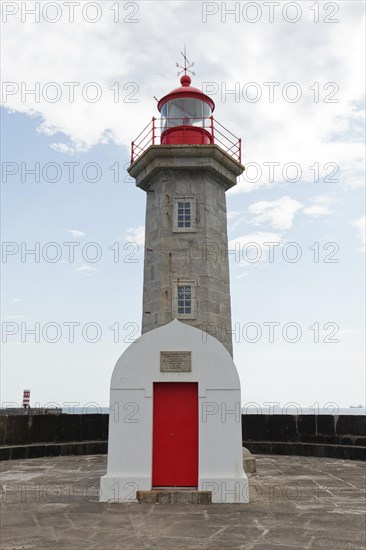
[{"xmin": 1, "ymin": 454, "xmax": 365, "ymax": 549}]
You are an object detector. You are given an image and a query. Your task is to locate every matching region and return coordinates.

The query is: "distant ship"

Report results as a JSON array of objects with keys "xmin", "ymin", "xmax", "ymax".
[{"xmin": 350, "ymin": 404, "xmax": 363, "ymax": 408}]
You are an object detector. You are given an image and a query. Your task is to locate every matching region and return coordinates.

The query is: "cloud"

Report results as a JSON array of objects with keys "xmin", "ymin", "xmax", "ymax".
[
  {"xmin": 352, "ymin": 215, "xmax": 365, "ymax": 251},
  {"xmin": 1, "ymin": 1, "xmax": 364, "ymax": 196},
  {"xmin": 124, "ymin": 225, "xmax": 145, "ymax": 247},
  {"xmin": 229, "ymin": 231, "xmax": 283, "ymax": 271},
  {"xmin": 50, "ymin": 143, "xmax": 82, "ymax": 155},
  {"xmin": 230, "ymin": 231, "xmax": 283, "ymax": 249},
  {"xmin": 303, "ymin": 195, "xmax": 337, "ymax": 217},
  {"xmin": 74, "ymin": 265, "xmax": 97, "ymax": 274},
  {"xmin": 303, "ymin": 204, "xmax": 333, "ymax": 217},
  {"xmin": 310, "ymin": 196, "xmax": 336, "ymax": 204},
  {"xmin": 227, "ymin": 211, "xmax": 241, "ymax": 220},
  {"xmin": 247, "ymin": 196, "xmax": 303, "ymax": 230},
  {"xmin": 12, "ymin": 298, "xmax": 21, "ymax": 303},
  {"xmin": 66, "ymin": 229, "xmax": 85, "ymax": 238}
]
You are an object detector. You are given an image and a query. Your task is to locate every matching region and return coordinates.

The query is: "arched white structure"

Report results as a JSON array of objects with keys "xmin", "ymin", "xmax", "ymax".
[{"xmin": 100, "ymin": 320, "xmax": 248, "ymax": 503}]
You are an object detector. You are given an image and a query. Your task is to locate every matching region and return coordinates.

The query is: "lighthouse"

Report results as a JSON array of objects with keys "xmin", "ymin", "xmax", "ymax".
[
  {"xmin": 100, "ymin": 55, "xmax": 248, "ymax": 504},
  {"xmin": 129, "ymin": 60, "xmax": 243, "ymax": 356}
]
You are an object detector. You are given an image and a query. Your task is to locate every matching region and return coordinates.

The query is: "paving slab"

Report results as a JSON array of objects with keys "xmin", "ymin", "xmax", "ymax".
[{"xmin": 0, "ymin": 454, "xmax": 365, "ymax": 550}]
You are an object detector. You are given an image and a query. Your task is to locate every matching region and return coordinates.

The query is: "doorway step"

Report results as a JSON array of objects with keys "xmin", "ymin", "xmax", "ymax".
[{"xmin": 136, "ymin": 489, "xmax": 212, "ymax": 504}]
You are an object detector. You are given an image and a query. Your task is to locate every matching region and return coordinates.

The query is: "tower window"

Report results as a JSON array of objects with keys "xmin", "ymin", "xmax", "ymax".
[
  {"xmin": 172, "ymin": 280, "xmax": 196, "ymax": 319},
  {"xmin": 177, "ymin": 201, "xmax": 191, "ymax": 228},
  {"xmin": 177, "ymin": 285, "xmax": 192, "ymax": 314},
  {"xmin": 173, "ymin": 197, "xmax": 196, "ymax": 232}
]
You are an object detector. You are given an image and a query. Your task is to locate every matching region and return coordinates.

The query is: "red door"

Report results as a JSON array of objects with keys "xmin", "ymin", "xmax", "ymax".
[{"xmin": 152, "ymin": 382, "xmax": 198, "ymax": 487}]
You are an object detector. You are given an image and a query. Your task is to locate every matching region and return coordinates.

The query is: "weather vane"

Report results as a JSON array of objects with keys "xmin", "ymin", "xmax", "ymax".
[{"xmin": 176, "ymin": 46, "xmax": 195, "ymax": 77}]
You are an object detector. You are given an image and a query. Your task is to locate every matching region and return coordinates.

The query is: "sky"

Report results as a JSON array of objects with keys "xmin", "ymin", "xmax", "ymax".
[{"xmin": 1, "ymin": 0, "xmax": 365, "ymax": 410}]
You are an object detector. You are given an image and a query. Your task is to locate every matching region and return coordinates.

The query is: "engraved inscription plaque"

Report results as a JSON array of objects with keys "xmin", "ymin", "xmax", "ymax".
[{"xmin": 160, "ymin": 351, "xmax": 192, "ymax": 372}]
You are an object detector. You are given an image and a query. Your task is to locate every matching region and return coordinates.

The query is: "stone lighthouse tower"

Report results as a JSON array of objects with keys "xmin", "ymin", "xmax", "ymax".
[
  {"xmin": 100, "ymin": 57, "xmax": 248, "ymax": 504},
  {"xmin": 129, "ymin": 62, "xmax": 243, "ymax": 356}
]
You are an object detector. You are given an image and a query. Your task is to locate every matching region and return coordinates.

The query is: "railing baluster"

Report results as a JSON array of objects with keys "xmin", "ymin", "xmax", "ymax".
[
  {"xmin": 131, "ymin": 117, "xmax": 242, "ymax": 164},
  {"xmin": 131, "ymin": 141, "xmax": 134, "ymax": 165}
]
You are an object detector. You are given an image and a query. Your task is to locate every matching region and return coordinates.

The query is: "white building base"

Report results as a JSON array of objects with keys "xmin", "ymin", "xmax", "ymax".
[{"xmin": 99, "ymin": 320, "xmax": 249, "ymax": 504}]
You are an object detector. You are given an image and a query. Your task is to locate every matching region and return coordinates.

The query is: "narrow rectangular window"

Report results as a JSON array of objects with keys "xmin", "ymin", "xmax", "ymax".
[
  {"xmin": 172, "ymin": 280, "xmax": 196, "ymax": 319},
  {"xmin": 173, "ymin": 197, "xmax": 196, "ymax": 232},
  {"xmin": 177, "ymin": 201, "xmax": 191, "ymax": 228},
  {"xmin": 177, "ymin": 285, "xmax": 192, "ymax": 314}
]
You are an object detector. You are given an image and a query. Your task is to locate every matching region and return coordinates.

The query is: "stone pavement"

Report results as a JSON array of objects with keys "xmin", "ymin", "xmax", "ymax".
[{"xmin": 1, "ymin": 454, "xmax": 365, "ymax": 549}]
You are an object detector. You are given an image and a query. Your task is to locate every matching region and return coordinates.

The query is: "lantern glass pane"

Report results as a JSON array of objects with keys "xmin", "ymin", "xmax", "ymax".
[{"xmin": 162, "ymin": 98, "xmax": 211, "ymax": 128}]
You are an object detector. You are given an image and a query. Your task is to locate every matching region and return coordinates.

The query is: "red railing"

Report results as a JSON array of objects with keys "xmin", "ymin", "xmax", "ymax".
[{"xmin": 130, "ymin": 116, "xmax": 242, "ymax": 165}]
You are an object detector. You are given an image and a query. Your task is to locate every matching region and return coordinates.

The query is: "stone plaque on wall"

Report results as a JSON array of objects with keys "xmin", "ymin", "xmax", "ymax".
[{"xmin": 160, "ymin": 351, "xmax": 192, "ymax": 372}]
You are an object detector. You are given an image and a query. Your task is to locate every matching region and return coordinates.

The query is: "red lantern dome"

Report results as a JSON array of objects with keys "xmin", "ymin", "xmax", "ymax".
[
  {"xmin": 129, "ymin": 53, "xmax": 242, "ymax": 165},
  {"xmin": 157, "ymin": 74, "xmax": 215, "ymax": 145}
]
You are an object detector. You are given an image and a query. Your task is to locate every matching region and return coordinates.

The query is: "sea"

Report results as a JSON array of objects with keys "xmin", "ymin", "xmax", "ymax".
[{"xmin": 61, "ymin": 406, "xmax": 366, "ymax": 415}]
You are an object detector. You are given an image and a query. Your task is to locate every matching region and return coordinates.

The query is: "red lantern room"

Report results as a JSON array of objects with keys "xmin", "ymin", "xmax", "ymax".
[
  {"xmin": 158, "ymin": 74, "xmax": 215, "ymax": 145},
  {"xmin": 130, "ymin": 52, "xmax": 242, "ymax": 165}
]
